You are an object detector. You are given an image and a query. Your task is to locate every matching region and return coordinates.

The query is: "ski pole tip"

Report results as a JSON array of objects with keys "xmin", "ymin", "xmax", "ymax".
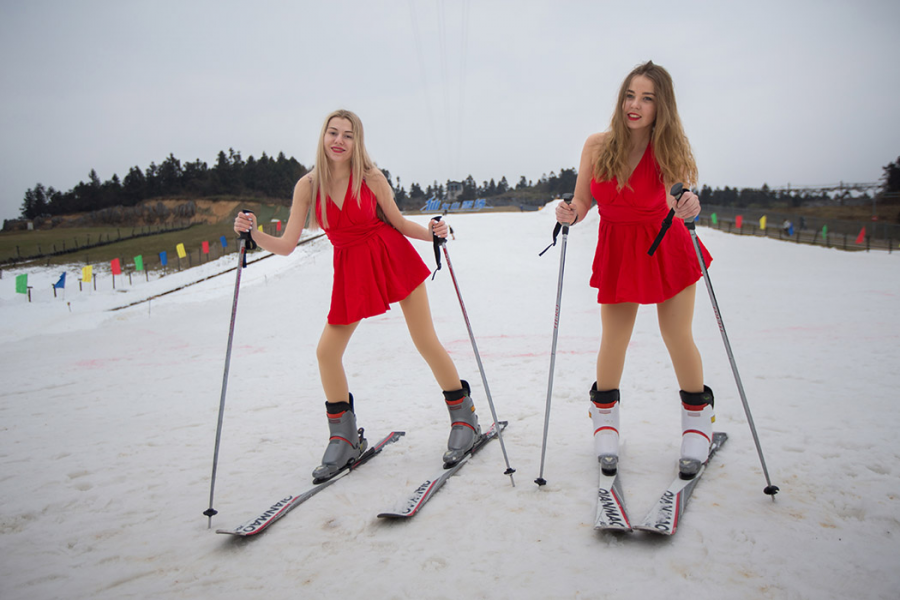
[
  {"xmin": 764, "ymin": 485, "xmax": 780, "ymax": 497},
  {"xmin": 534, "ymin": 477, "xmax": 547, "ymax": 487}
]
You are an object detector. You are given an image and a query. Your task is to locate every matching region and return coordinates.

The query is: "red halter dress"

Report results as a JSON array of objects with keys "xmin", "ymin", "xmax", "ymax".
[
  {"xmin": 589, "ymin": 143, "xmax": 712, "ymax": 304},
  {"xmin": 316, "ymin": 178, "xmax": 430, "ymax": 325}
]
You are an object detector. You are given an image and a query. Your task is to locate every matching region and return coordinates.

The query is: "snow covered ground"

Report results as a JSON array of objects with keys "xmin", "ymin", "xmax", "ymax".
[{"xmin": 1, "ymin": 205, "xmax": 898, "ymax": 599}]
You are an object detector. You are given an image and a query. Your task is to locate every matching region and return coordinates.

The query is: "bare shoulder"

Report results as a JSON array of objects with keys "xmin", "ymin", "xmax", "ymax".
[
  {"xmin": 364, "ymin": 167, "xmax": 392, "ymax": 198},
  {"xmin": 579, "ymin": 132, "xmax": 606, "ymax": 166},
  {"xmin": 584, "ymin": 132, "xmax": 607, "ymax": 152},
  {"xmin": 292, "ymin": 172, "xmax": 314, "ymax": 202},
  {"xmin": 364, "ymin": 167, "xmax": 388, "ymax": 187}
]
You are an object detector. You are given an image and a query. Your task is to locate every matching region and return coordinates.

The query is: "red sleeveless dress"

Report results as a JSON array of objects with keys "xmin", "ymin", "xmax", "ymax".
[
  {"xmin": 316, "ymin": 179, "xmax": 430, "ymax": 325},
  {"xmin": 589, "ymin": 143, "xmax": 712, "ymax": 304}
]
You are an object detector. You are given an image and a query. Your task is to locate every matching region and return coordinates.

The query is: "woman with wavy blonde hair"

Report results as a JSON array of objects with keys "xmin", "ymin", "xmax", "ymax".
[
  {"xmin": 235, "ymin": 109, "xmax": 481, "ymax": 482},
  {"xmin": 556, "ymin": 61, "xmax": 715, "ymax": 480}
]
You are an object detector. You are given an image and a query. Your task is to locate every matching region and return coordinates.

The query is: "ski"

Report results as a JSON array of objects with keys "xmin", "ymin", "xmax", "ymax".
[
  {"xmin": 377, "ymin": 421, "xmax": 508, "ymax": 519},
  {"xmin": 594, "ymin": 469, "xmax": 632, "ymax": 532},
  {"xmin": 634, "ymin": 431, "xmax": 728, "ymax": 535},
  {"xmin": 216, "ymin": 431, "xmax": 405, "ymax": 537}
]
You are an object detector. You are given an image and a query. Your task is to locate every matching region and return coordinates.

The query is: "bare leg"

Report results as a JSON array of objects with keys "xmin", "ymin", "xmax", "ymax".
[
  {"xmin": 398, "ymin": 282, "xmax": 461, "ymax": 391},
  {"xmin": 596, "ymin": 303, "xmax": 639, "ymax": 390},
  {"xmin": 657, "ymin": 283, "xmax": 704, "ymax": 393},
  {"xmin": 316, "ymin": 321, "xmax": 360, "ymax": 404}
]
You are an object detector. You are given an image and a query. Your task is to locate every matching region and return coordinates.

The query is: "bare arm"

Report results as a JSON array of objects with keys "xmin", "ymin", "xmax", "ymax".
[
  {"xmin": 556, "ymin": 132, "xmax": 603, "ymax": 224},
  {"xmin": 232, "ymin": 175, "xmax": 312, "ymax": 255},
  {"xmin": 368, "ymin": 170, "xmax": 448, "ymax": 241}
]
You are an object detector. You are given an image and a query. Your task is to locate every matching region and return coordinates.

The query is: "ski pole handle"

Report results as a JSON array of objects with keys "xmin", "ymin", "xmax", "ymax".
[
  {"xmin": 240, "ymin": 210, "xmax": 258, "ymax": 249},
  {"xmin": 539, "ymin": 194, "xmax": 574, "ymax": 257}
]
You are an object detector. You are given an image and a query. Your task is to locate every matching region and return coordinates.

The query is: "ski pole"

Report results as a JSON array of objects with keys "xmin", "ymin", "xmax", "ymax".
[
  {"xmin": 432, "ymin": 217, "xmax": 517, "ymax": 487},
  {"xmin": 204, "ymin": 211, "xmax": 258, "ymax": 527},
  {"xmin": 535, "ymin": 194, "xmax": 573, "ymax": 486},
  {"xmin": 671, "ymin": 184, "xmax": 779, "ymax": 498}
]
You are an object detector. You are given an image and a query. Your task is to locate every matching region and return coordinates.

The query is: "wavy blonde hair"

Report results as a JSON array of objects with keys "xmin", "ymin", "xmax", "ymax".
[
  {"xmin": 594, "ymin": 61, "xmax": 698, "ymax": 190},
  {"xmin": 308, "ymin": 109, "xmax": 376, "ymax": 229}
]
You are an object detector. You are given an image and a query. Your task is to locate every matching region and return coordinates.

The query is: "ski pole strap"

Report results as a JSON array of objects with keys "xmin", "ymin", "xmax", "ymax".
[
  {"xmin": 648, "ymin": 183, "xmax": 687, "ymax": 257},
  {"xmin": 240, "ymin": 209, "xmax": 258, "ymax": 268},
  {"xmin": 431, "ymin": 216, "xmax": 443, "ymax": 280},
  {"xmin": 647, "ymin": 209, "xmax": 674, "ymax": 256}
]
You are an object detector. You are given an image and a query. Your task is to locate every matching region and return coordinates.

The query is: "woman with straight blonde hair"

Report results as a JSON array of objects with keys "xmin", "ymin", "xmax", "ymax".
[
  {"xmin": 234, "ymin": 109, "xmax": 481, "ymax": 482},
  {"xmin": 556, "ymin": 61, "xmax": 715, "ymax": 480}
]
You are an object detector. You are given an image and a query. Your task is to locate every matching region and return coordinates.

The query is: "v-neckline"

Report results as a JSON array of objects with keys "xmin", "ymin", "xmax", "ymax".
[
  {"xmin": 623, "ymin": 141, "xmax": 651, "ymax": 184},
  {"xmin": 327, "ymin": 177, "xmax": 352, "ymax": 211}
]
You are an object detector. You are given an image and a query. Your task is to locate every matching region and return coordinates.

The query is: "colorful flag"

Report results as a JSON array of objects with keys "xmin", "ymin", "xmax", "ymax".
[
  {"xmin": 856, "ymin": 227, "xmax": 866, "ymax": 244},
  {"xmin": 276, "ymin": 220, "xmax": 282, "ymax": 232},
  {"xmin": 54, "ymin": 273, "xmax": 66, "ymax": 289},
  {"xmin": 202, "ymin": 241, "xmax": 210, "ymax": 254},
  {"xmin": 159, "ymin": 251, "xmax": 168, "ymax": 266},
  {"xmin": 788, "ymin": 224, "xmax": 794, "ymax": 236},
  {"xmin": 134, "ymin": 255, "xmax": 144, "ymax": 271},
  {"xmin": 111, "ymin": 258, "xmax": 122, "ymax": 275},
  {"xmin": 711, "ymin": 213, "xmax": 718, "ymax": 225},
  {"xmin": 220, "ymin": 235, "xmax": 228, "ymax": 248},
  {"xmin": 759, "ymin": 216, "xmax": 767, "ymax": 230},
  {"xmin": 735, "ymin": 215, "xmax": 743, "ymax": 228},
  {"xmin": 82, "ymin": 265, "xmax": 93, "ymax": 283},
  {"xmin": 822, "ymin": 224, "xmax": 828, "ymax": 237},
  {"xmin": 15, "ymin": 273, "xmax": 28, "ymax": 294},
  {"xmin": 176, "ymin": 243, "xmax": 186, "ymax": 259}
]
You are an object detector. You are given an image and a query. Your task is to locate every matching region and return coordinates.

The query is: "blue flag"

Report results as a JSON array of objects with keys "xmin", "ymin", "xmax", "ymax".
[
  {"xmin": 160, "ymin": 250, "xmax": 168, "ymax": 266},
  {"xmin": 54, "ymin": 272, "xmax": 66, "ymax": 289},
  {"xmin": 220, "ymin": 235, "xmax": 228, "ymax": 248}
]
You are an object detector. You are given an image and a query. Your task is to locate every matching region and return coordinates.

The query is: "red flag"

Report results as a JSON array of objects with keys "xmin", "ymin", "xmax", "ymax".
[
  {"xmin": 856, "ymin": 227, "xmax": 866, "ymax": 244},
  {"xmin": 735, "ymin": 215, "xmax": 743, "ymax": 229},
  {"xmin": 276, "ymin": 220, "xmax": 282, "ymax": 232},
  {"xmin": 202, "ymin": 240, "xmax": 210, "ymax": 254},
  {"xmin": 111, "ymin": 258, "xmax": 122, "ymax": 275}
]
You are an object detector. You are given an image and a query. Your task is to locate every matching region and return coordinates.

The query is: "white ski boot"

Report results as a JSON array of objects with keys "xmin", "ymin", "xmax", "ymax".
[
  {"xmin": 442, "ymin": 380, "xmax": 481, "ymax": 467},
  {"xmin": 590, "ymin": 384, "xmax": 620, "ymax": 475},
  {"xmin": 312, "ymin": 395, "xmax": 367, "ymax": 483},
  {"xmin": 679, "ymin": 386, "xmax": 715, "ymax": 480}
]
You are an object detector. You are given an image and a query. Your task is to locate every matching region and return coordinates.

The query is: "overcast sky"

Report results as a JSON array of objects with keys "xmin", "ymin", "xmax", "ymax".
[{"xmin": 1, "ymin": 0, "xmax": 898, "ymax": 222}]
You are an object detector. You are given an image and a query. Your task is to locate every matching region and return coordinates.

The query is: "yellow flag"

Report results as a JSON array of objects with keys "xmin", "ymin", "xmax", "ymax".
[
  {"xmin": 176, "ymin": 243, "xmax": 187, "ymax": 259},
  {"xmin": 257, "ymin": 224, "xmax": 263, "ymax": 232},
  {"xmin": 82, "ymin": 265, "xmax": 93, "ymax": 283},
  {"xmin": 759, "ymin": 216, "xmax": 767, "ymax": 230}
]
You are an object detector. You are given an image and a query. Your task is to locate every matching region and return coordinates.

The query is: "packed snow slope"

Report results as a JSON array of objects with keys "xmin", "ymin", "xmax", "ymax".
[{"xmin": 1, "ymin": 205, "xmax": 898, "ymax": 599}]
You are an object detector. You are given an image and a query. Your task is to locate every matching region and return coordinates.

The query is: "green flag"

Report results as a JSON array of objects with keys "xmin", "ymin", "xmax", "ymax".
[
  {"xmin": 134, "ymin": 255, "xmax": 144, "ymax": 271},
  {"xmin": 822, "ymin": 224, "xmax": 828, "ymax": 237},
  {"xmin": 711, "ymin": 213, "xmax": 718, "ymax": 225},
  {"xmin": 16, "ymin": 273, "xmax": 28, "ymax": 294}
]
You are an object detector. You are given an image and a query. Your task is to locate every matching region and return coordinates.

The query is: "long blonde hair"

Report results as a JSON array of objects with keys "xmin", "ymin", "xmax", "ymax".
[
  {"xmin": 594, "ymin": 61, "xmax": 698, "ymax": 190},
  {"xmin": 308, "ymin": 109, "xmax": 376, "ymax": 229}
]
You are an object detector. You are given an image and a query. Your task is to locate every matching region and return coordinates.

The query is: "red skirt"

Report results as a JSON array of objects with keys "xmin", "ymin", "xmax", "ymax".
[
  {"xmin": 328, "ymin": 222, "xmax": 430, "ymax": 325},
  {"xmin": 590, "ymin": 217, "xmax": 712, "ymax": 304}
]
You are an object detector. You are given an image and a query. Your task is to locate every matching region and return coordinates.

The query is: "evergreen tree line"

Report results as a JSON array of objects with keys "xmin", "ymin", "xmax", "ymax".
[
  {"xmin": 20, "ymin": 153, "xmax": 899, "ymax": 220},
  {"xmin": 20, "ymin": 149, "xmax": 308, "ymax": 220}
]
